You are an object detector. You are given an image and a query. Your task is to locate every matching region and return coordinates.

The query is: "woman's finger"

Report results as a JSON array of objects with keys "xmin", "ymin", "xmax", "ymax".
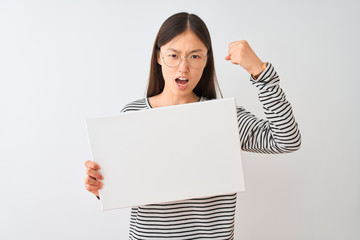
[
  {"xmin": 86, "ymin": 167, "xmax": 103, "ymax": 180},
  {"xmin": 84, "ymin": 160, "xmax": 101, "ymax": 170},
  {"xmin": 85, "ymin": 183, "xmax": 102, "ymax": 192},
  {"xmin": 228, "ymin": 41, "xmax": 239, "ymax": 48},
  {"xmin": 85, "ymin": 176, "xmax": 103, "ymax": 186}
]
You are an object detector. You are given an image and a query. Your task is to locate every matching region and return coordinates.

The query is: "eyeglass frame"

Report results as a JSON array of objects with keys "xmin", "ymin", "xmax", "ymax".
[{"xmin": 159, "ymin": 50, "xmax": 208, "ymax": 69}]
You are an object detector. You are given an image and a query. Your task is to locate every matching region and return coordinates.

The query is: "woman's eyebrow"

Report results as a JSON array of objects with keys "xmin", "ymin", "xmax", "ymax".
[
  {"xmin": 189, "ymin": 49, "xmax": 205, "ymax": 54},
  {"xmin": 166, "ymin": 48, "xmax": 205, "ymax": 54}
]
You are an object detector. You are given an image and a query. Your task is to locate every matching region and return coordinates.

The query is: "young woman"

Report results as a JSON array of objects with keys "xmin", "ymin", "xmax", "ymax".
[{"xmin": 84, "ymin": 12, "xmax": 301, "ymax": 240}]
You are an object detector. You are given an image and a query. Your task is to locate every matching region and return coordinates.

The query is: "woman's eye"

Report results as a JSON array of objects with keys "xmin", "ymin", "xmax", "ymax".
[
  {"xmin": 168, "ymin": 54, "xmax": 178, "ymax": 58},
  {"xmin": 190, "ymin": 55, "xmax": 201, "ymax": 59}
]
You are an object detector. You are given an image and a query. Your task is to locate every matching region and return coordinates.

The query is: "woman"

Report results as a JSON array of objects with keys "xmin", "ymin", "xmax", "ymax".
[{"xmin": 84, "ymin": 12, "xmax": 301, "ymax": 240}]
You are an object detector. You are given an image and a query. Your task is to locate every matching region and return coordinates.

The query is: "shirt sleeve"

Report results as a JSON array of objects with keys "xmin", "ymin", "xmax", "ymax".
[{"xmin": 237, "ymin": 62, "xmax": 301, "ymax": 153}]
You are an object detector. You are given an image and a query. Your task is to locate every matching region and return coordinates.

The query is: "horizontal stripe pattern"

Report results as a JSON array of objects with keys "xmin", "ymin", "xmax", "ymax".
[
  {"xmin": 129, "ymin": 194, "xmax": 236, "ymax": 240},
  {"xmin": 238, "ymin": 62, "xmax": 301, "ymax": 153},
  {"xmin": 120, "ymin": 62, "xmax": 301, "ymax": 239}
]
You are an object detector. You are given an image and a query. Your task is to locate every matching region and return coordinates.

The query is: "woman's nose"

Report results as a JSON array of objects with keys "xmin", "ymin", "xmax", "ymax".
[{"xmin": 178, "ymin": 56, "xmax": 189, "ymax": 72}]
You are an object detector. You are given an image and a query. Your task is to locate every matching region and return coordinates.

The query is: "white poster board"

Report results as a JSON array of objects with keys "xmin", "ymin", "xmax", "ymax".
[{"xmin": 86, "ymin": 98, "xmax": 245, "ymax": 211}]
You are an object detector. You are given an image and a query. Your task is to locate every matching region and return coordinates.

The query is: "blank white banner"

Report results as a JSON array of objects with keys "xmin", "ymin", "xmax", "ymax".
[{"xmin": 86, "ymin": 98, "xmax": 245, "ymax": 211}]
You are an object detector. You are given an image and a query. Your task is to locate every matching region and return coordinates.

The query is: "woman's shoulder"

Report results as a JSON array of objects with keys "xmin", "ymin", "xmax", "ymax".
[{"xmin": 120, "ymin": 98, "xmax": 149, "ymax": 113}]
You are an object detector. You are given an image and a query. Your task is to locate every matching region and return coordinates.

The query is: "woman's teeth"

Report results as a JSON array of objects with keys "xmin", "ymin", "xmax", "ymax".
[{"xmin": 176, "ymin": 78, "xmax": 189, "ymax": 86}]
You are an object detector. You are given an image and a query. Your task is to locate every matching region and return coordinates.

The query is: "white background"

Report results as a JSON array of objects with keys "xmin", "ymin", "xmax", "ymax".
[{"xmin": 0, "ymin": 0, "xmax": 359, "ymax": 239}]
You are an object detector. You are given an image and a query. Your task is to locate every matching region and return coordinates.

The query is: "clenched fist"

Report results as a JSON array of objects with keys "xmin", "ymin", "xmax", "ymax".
[{"xmin": 225, "ymin": 40, "xmax": 266, "ymax": 77}]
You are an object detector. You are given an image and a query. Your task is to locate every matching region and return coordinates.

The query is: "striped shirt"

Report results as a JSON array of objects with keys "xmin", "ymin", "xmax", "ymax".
[{"xmin": 120, "ymin": 62, "xmax": 301, "ymax": 239}]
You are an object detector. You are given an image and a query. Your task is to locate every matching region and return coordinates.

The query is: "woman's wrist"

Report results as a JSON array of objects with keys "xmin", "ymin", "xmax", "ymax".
[{"xmin": 251, "ymin": 62, "xmax": 267, "ymax": 80}]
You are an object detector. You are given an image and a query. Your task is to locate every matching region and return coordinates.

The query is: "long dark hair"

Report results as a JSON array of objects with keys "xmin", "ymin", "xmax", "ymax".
[{"xmin": 146, "ymin": 12, "xmax": 222, "ymax": 99}]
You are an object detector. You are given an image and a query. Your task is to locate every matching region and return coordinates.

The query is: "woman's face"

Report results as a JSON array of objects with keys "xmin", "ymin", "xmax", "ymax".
[{"xmin": 158, "ymin": 30, "xmax": 207, "ymax": 98}]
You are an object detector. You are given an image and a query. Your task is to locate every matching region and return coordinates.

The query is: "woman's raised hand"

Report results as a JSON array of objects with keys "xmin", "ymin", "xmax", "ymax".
[
  {"xmin": 84, "ymin": 160, "xmax": 103, "ymax": 197},
  {"xmin": 225, "ymin": 40, "xmax": 265, "ymax": 77}
]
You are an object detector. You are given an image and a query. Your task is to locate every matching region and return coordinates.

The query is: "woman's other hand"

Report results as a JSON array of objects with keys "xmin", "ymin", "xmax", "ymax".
[
  {"xmin": 225, "ymin": 40, "xmax": 265, "ymax": 77},
  {"xmin": 84, "ymin": 160, "xmax": 103, "ymax": 197}
]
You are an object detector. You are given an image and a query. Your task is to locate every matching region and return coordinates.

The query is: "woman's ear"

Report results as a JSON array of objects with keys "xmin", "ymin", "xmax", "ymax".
[{"xmin": 157, "ymin": 51, "xmax": 162, "ymax": 66}]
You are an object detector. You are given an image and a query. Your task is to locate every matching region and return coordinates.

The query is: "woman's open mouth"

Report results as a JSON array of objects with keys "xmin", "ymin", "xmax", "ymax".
[{"xmin": 175, "ymin": 77, "xmax": 189, "ymax": 89}]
